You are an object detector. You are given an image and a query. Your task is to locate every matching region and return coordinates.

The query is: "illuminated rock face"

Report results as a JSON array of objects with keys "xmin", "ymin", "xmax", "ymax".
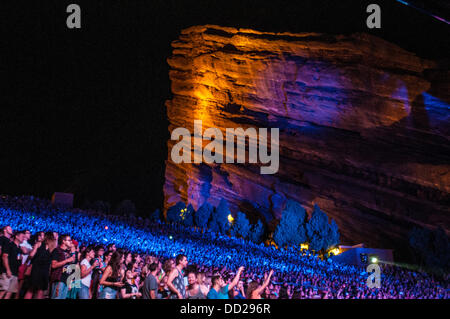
[{"xmin": 164, "ymin": 25, "xmax": 449, "ymax": 253}]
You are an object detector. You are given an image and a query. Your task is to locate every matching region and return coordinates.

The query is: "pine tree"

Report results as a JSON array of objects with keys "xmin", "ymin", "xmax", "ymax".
[
  {"xmin": 249, "ymin": 220, "xmax": 265, "ymax": 244},
  {"xmin": 182, "ymin": 204, "xmax": 195, "ymax": 226},
  {"xmin": 209, "ymin": 199, "xmax": 231, "ymax": 234},
  {"xmin": 194, "ymin": 202, "xmax": 213, "ymax": 228},
  {"xmin": 231, "ymin": 211, "xmax": 251, "ymax": 239},
  {"xmin": 409, "ymin": 226, "xmax": 450, "ymax": 272},
  {"xmin": 327, "ymin": 219, "xmax": 340, "ymax": 248},
  {"xmin": 306, "ymin": 204, "xmax": 338, "ymax": 253},
  {"xmin": 208, "ymin": 216, "xmax": 220, "ymax": 233},
  {"xmin": 166, "ymin": 201, "xmax": 186, "ymax": 224},
  {"xmin": 273, "ymin": 199, "xmax": 307, "ymax": 248},
  {"xmin": 409, "ymin": 226, "xmax": 431, "ymax": 265}
]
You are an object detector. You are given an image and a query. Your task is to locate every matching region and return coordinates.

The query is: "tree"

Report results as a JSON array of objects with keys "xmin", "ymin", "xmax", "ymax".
[
  {"xmin": 194, "ymin": 202, "xmax": 213, "ymax": 228},
  {"xmin": 306, "ymin": 204, "xmax": 339, "ymax": 253},
  {"xmin": 409, "ymin": 226, "xmax": 450, "ymax": 273},
  {"xmin": 115, "ymin": 200, "xmax": 136, "ymax": 216},
  {"xmin": 273, "ymin": 199, "xmax": 307, "ymax": 248},
  {"xmin": 429, "ymin": 227, "xmax": 450, "ymax": 273},
  {"xmin": 166, "ymin": 201, "xmax": 186, "ymax": 224},
  {"xmin": 327, "ymin": 219, "xmax": 340, "ymax": 248},
  {"xmin": 209, "ymin": 199, "xmax": 231, "ymax": 234},
  {"xmin": 208, "ymin": 218, "xmax": 220, "ymax": 233},
  {"xmin": 230, "ymin": 211, "xmax": 251, "ymax": 240},
  {"xmin": 181, "ymin": 204, "xmax": 195, "ymax": 227},
  {"xmin": 409, "ymin": 226, "xmax": 431, "ymax": 266},
  {"xmin": 249, "ymin": 220, "xmax": 265, "ymax": 244}
]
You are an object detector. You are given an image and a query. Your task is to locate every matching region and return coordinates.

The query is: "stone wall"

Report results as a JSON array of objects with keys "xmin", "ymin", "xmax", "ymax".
[{"xmin": 163, "ymin": 25, "xmax": 449, "ymax": 254}]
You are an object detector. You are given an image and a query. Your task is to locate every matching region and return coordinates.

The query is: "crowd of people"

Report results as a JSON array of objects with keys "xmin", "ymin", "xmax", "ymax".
[{"xmin": 0, "ymin": 195, "xmax": 448, "ymax": 299}]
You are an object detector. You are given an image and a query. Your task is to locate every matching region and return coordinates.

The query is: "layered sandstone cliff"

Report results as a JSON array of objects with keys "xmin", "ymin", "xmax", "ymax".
[{"xmin": 163, "ymin": 25, "xmax": 449, "ymax": 254}]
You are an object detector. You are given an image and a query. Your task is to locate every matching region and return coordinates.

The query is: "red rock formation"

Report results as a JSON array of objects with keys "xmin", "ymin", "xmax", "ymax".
[{"xmin": 164, "ymin": 25, "xmax": 449, "ymax": 253}]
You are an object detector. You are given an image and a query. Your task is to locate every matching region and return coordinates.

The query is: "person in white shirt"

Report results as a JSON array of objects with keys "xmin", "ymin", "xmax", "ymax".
[
  {"xmin": 19, "ymin": 230, "xmax": 33, "ymax": 264},
  {"xmin": 78, "ymin": 246, "xmax": 99, "ymax": 299}
]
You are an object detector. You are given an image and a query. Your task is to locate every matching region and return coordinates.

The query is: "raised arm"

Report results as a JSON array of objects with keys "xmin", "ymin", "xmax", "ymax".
[
  {"xmin": 80, "ymin": 259, "xmax": 98, "ymax": 279},
  {"xmin": 228, "ymin": 266, "xmax": 244, "ymax": 291},
  {"xmin": 28, "ymin": 241, "xmax": 42, "ymax": 259},
  {"xmin": 253, "ymin": 270, "xmax": 274, "ymax": 296},
  {"xmin": 239, "ymin": 283, "xmax": 246, "ymax": 298},
  {"xmin": 51, "ymin": 254, "xmax": 75, "ymax": 269}
]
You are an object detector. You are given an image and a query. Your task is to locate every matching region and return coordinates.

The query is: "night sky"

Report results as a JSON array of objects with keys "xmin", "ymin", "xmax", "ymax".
[{"xmin": 2, "ymin": 0, "xmax": 449, "ymax": 215}]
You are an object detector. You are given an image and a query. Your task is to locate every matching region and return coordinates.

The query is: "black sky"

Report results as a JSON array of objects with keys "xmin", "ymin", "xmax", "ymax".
[{"xmin": 2, "ymin": 0, "xmax": 449, "ymax": 215}]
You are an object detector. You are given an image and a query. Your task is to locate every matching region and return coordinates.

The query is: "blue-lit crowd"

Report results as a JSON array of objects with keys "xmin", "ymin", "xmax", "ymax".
[{"xmin": 0, "ymin": 195, "xmax": 448, "ymax": 299}]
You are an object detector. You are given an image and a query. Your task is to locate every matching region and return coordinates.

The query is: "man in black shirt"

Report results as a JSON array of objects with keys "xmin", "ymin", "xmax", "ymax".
[
  {"xmin": 0, "ymin": 225, "xmax": 13, "ymax": 256},
  {"xmin": 0, "ymin": 230, "xmax": 25, "ymax": 299},
  {"xmin": 0, "ymin": 226, "xmax": 13, "ymax": 283}
]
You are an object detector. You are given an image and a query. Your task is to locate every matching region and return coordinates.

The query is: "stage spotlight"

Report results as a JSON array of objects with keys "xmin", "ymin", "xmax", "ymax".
[{"xmin": 371, "ymin": 257, "xmax": 378, "ymax": 263}]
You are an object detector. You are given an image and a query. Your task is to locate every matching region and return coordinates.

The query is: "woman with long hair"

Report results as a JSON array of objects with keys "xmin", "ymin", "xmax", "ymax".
[
  {"xmin": 24, "ymin": 232, "xmax": 56, "ymax": 299},
  {"xmin": 158, "ymin": 258, "xmax": 175, "ymax": 299},
  {"xmin": 246, "ymin": 270, "xmax": 274, "ymax": 299},
  {"xmin": 98, "ymin": 251, "xmax": 125, "ymax": 299},
  {"xmin": 103, "ymin": 250, "xmax": 113, "ymax": 267},
  {"xmin": 124, "ymin": 251, "xmax": 132, "ymax": 269}
]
